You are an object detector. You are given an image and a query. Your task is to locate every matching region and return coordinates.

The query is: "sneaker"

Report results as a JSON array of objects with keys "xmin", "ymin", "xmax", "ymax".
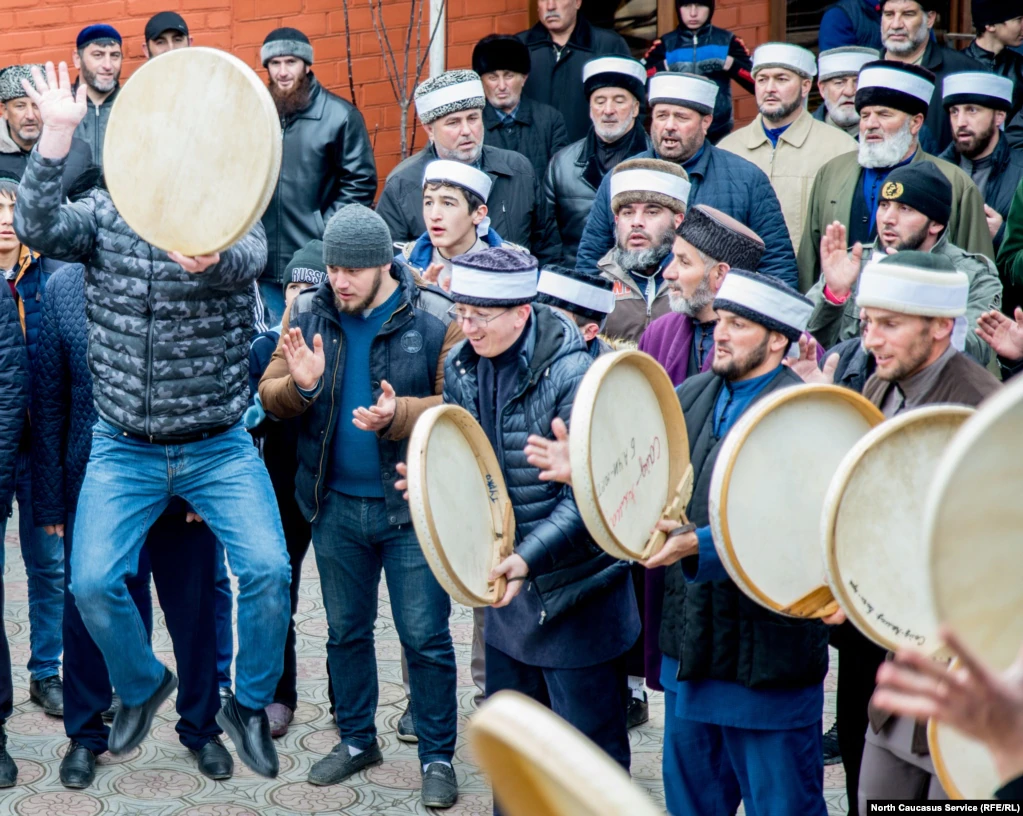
[
  {"xmin": 627, "ymin": 692, "xmax": 649, "ymax": 729},
  {"xmin": 422, "ymin": 762, "xmax": 458, "ymax": 808},
  {"xmin": 822, "ymin": 721, "xmax": 841, "ymax": 766},
  {"xmin": 30, "ymin": 675, "xmax": 64, "ymax": 717},
  {"xmin": 395, "ymin": 702, "xmax": 418, "ymax": 743},
  {"xmin": 265, "ymin": 703, "xmax": 294, "ymax": 739},
  {"xmin": 307, "ymin": 741, "xmax": 383, "ymax": 786}
]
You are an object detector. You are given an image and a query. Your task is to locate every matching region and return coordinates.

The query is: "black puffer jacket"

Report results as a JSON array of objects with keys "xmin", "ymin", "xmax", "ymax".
[
  {"xmin": 963, "ymin": 41, "xmax": 1023, "ymax": 121},
  {"xmin": 543, "ymin": 125, "xmax": 650, "ymax": 266},
  {"xmin": 375, "ymin": 143, "xmax": 562, "ymax": 265},
  {"xmin": 483, "ymin": 96, "xmax": 569, "ymax": 182},
  {"xmin": 0, "ymin": 282, "xmax": 28, "ymax": 517},
  {"xmin": 660, "ymin": 367, "xmax": 830, "ymax": 689},
  {"xmin": 261, "ymin": 75, "xmax": 377, "ymax": 283},
  {"xmin": 29, "ymin": 264, "xmax": 94, "ymax": 527},
  {"xmin": 517, "ymin": 17, "xmax": 631, "ymax": 142},
  {"xmin": 14, "ymin": 151, "xmax": 266, "ymax": 439}
]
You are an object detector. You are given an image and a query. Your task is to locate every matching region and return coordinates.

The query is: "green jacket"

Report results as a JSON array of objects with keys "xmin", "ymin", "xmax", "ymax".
[
  {"xmin": 996, "ymin": 181, "xmax": 1023, "ymax": 311},
  {"xmin": 806, "ymin": 233, "xmax": 1002, "ymax": 366},
  {"xmin": 797, "ymin": 150, "xmax": 995, "ymax": 293}
]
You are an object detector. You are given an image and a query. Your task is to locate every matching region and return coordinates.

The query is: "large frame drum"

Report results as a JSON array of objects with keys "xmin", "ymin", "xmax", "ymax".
[
  {"xmin": 570, "ymin": 351, "xmax": 692, "ymax": 561},
  {"xmin": 407, "ymin": 405, "xmax": 514, "ymax": 607},
  {"xmin": 709, "ymin": 385, "xmax": 883, "ymax": 618},
  {"xmin": 103, "ymin": 47, "xmax": 282, "ymax": 256},
  {"xmin": 823, "ymin": 406, "xmax": 973, "ymax": 655}
]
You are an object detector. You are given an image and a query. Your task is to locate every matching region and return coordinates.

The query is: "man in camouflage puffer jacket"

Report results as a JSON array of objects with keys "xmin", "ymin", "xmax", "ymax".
[{"xmin": 12, "ymin": 63, "xmax": 289, "ymax": 778}]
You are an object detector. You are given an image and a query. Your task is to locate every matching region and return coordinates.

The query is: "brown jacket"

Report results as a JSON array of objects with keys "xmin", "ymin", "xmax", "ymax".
[{"xmin": 596, "ymin": 250, "xmax": 673, "ymax": 344}]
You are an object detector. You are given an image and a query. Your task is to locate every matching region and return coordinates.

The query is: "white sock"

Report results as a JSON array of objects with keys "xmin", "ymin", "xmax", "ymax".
[
  {"xmin": 423, "ymin": 760, "xmax": 452, "ymax": 772},
  {"xmin": 347, "ymin": 744, "xmax": 364, "ymax": 757},
  {"xmin": 628, "ymin": 675, "xmax": 646, "ymax": 699}
]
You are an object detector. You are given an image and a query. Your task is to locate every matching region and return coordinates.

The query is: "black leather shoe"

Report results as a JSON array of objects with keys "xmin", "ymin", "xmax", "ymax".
[
  {"xmin": 0, "ymin": 726, "xmax": 17, "ymax": 788},
  {"xmin": 307, "ymin": 741, "xmax": 382, "ymax": 786},
  {"xmin": 30, "ymin": 675, "xmax": 64, "ymax": 717},
  {"xmin": 59, "ymin": 741, "xmax": 96, "ymax": 789},
  {"xmin": 822, "ymin": 721, "xmax": 842, "ymax": 766},
  {"xmin": 395, "ymin": 702, "xmax": 418, "ymax": 743},
  {"xmin": 422, "ymin": 762, "xmax": 458, "ymax": 808},
  {"xmin": 218, "ymin": 687, "xmax": 233, "ymax": 708},
  {"xmin": 101, "ymin": 694, "xmax": 121, "ymax": 723},
  {"xmin": 216, "ymin": 696, "xmax": 278, "ymax": 778},
  {"xmin": 109, "ymin": 669, "xmax": 178, "ymax": 755},
  {"xmin": 626, "ymin": 693, "xmax": 649, "ymax": 729},
  {"xmin": 191, "ymin": 736, "xmax": 234, "ymax": 780}
]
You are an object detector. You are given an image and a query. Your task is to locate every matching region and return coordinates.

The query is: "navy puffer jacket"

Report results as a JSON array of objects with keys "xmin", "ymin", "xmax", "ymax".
[
  {"xmin": 0, "ymin": 282, "xmax": 28, "ymax": 516},
  {"xmin": 575, "ymin": 143, "xmax": 798, "ymax": 288},
  {"xmin": 30, "ymin": 264, "xmax": 93, "ymax": 527}
]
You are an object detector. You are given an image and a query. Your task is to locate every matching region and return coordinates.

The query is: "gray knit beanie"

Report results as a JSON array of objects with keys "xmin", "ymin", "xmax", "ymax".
[
  {"xmin": 322, "ymin": 205, "xmax": 393, "ymax": 268},
  {"xmin": 0, "ymin": 65, "xmax": 41, "ymax": 103},
  {"xmin": 261, "ymin": 27, "xmax": 313, "ymax": 67}
]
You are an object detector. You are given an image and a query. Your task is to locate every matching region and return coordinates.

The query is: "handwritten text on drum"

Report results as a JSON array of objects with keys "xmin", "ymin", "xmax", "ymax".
[
  {"xmin": 596, "ymin": 436, "xmax": 663, "ymax": 529},
  {"xmin": 485, "ymin": 474, "xmax": 499, "ymax": 503},
  {"xmin": 847, "ymin": 581, "xmax": 927, "ymax": 647}
]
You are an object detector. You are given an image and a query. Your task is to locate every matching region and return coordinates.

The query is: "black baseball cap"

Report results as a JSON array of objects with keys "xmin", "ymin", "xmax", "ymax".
[{"xmin": 145, "ymin": 11, "xmax": 189, "ymax": 42}]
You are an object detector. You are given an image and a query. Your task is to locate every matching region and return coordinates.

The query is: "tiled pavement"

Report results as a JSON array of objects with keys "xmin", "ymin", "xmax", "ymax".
[{"xmin": 1, "ymin": 510, "xmax": 847, "ymax": 814}]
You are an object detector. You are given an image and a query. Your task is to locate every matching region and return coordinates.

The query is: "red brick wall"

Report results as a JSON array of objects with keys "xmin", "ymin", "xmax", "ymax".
[{"xmin": 0, "ymin": 0, "xmax": 531, "ymax": 181}]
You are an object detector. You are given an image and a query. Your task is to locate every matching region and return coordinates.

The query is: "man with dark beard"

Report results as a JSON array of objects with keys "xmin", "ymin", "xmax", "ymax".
[
  {"xmin": 719, "ymin": 43, "xmax": 856, "ymax": 251},
  {"xmin": 807, "ymin": 161, "xmax": 1001, "ymax": 365},
  {"xmin": 70, "ymin": 25, "xmax": 122, "ymax": 168},
  {"xmin": 576, "ymin": 72, "xmax": 797, "ymax": 287},
  {"xmin": 596, "ymin": 158, "xmax": 689, "ymax": 343},
  {"xmin": 258, "ymin": 28, "xmax": 377, "ymax": 324},
  {"xmin": 798, "ymin": 61, "xmax": 993, "ymax": 291},
  {"xmin": 938, "ymin": 72, "xmax": 1023, "ymax": 255},
  {"xmin": 258, "ymin": 204, "xmax": 462, "ymax": 808}
]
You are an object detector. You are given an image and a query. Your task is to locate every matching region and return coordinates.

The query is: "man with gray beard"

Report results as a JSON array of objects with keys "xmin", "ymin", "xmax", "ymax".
[
  {"xmin": 880, "ymin": 0, "xmax": 982, "ymax": 153},
  {"xmin": 596, "ymin": 158, "xmax": 689, "ymax": 343},
  {"xmin": 544, "ymin": 56, "xmax": 650, "ymax": 265},
  {"xmin": 797, "ymin": 61, "xmax": 992, "ymax": 291},
  {"xmin": 812, "ymin": 46, "xmax": 879, "ymax": 138}
]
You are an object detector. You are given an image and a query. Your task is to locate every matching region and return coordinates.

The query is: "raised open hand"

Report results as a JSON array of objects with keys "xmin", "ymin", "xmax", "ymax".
[
  {"xmin": 820, "ymin": 221, "xmax": 863, "ymax": 300},
  {"xmin": 976, "ymin": 308, "xmax": 1023, "ymax": 363},
  {"xmin": 23, "ymin": 62, "xmax": 87, "ymax": 133},
  {"xmin": 280, "ymin": 327, "xmax": 325, "ymax": 392},
  {"xmin": 524, "ymin": 417, "xmax": 572, "ymax": 484}
]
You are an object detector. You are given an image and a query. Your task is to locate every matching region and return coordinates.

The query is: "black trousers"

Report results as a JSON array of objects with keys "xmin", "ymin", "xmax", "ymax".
[
  {"xmin": 0, "ymin": 518, "xmax": 11, "ymax": 724},
  {"xmin": 63, "ymin": 507, "xmax": 221, "ymax": 753},
  {"xmin": 832, "ymin": 622, "xmax": 888, "ymax": 816}
]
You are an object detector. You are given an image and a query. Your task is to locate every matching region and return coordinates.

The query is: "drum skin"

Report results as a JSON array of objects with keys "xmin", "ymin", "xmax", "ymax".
[
  {"xmin": 570, "ymin": 351, "xmax": 690, "ymax": 561},
  {"xmin": 103, "ymin": 47, "xmax": 282, "ymax": 256},
  {"xmin": 709, "ymin": 385, "xmax": 883, "ymax": 618},
  {"xmin": 926, "ymin": 376, "xmax": 1023, "ymax": 673},
  {"xmin": 407, "ymin": 405, "xmax": 514, "ymax": 608},
  {"xmin": 468, "ymin": 691, "xmax": 662, "ymax": 816},
  {"xmin": 823, "ymin": 406, "xmax": 972, "ymax": 656},
  {"xmin": 928, "ymin": 661, "xmax": 1001, "ymax": 800}
]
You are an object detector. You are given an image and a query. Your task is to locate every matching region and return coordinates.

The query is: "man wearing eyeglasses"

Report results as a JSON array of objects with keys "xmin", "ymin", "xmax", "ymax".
[{"xmin": 257, "ymin": 204, "xmax": 464, "ymax": 809}]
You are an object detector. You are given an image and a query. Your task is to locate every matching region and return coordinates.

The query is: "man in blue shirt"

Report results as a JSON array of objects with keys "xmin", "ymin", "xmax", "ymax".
[
  {"xmin": 645, "ymin": 270, "xmax": 827, "ymax": 816},
  {"xmin": 258, "ymin": 204, "xmax": 463, "ymax": 809}
]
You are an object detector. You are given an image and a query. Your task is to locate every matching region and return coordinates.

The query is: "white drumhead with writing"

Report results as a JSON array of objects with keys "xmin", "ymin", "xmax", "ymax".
[
  {"xmin": 710, "ymin": 385, "xmax": 884, "ymax": 615},
  {"xmin": 926, "ymin": 377, "xmax": 1023, "ymax": 671},
  {"xmin": 104, "ymin": 47, "xmax": 282, "ymax": 256},
  {"xmin": 824, "ymin": 406, "xmax": 972, "ymax": 655}
]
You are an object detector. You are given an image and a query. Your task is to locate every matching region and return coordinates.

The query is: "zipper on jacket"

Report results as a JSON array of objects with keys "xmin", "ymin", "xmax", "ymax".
[
  {"xmin": 692, "ymin": 31, "xmax": 698, "ymax": 71},
  {"xmin": 311, "ymin": 326, "xmax": 343, "ymax": 522}
]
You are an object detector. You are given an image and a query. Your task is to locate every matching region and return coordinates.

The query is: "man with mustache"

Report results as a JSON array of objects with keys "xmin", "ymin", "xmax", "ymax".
[
  {"xmin": 719, "ymin": 43, "xmax": 857, "ymax": 251},
  {"xmin": 376, "ymin": 70, "xmax": 561, "ymax": 266},
  {"xmin": 812, "ymin": 46, "xmax": 879, "ymax": 138},
  {"xmin": 0, "ymin": 66, "xmax": 91, "ymax": 195},
  {"xmin": 70, "ymin": 25, "xmax": 122, "ymax": 168},
  {"xmin": 880, "ymin": 0, "xmax": 983, "ymax": 153},
  {"xmin": 257, "ymin": 27, "xmax": 377, "ymax": 325},
  {"xmin": 597, "ymin": 158, "xmax": 689, "ymax": 343},
  {"xmin": 937, "ymin": 72, "xmax": 1023, "ymax": 256},
  {"xmin": 516, "ymin": 0, "xmax": 630, "ymax": 142},
  {"xmin": 544, "ymin": 56, "xmax": 649, "ymax": 266},
  {"xmin": 798, "ymin": 61, "xmax": 992, "ymax": 292},
  {"xmin": 575, "ymin": 72, "xmax": 798, "ymax": 289}
]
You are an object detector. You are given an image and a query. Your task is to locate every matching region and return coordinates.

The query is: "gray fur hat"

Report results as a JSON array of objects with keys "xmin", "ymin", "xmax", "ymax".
[
  {"xmin": 0, "ymin": 65, "xmax": 41, "ymax": 103},
  {"xmin": 261, "ymin": 27, "xmax": 313, "ymax": 67},
  {"xmin": 414, "ymin": 69, "xmax": 485, "ymax": 124}
]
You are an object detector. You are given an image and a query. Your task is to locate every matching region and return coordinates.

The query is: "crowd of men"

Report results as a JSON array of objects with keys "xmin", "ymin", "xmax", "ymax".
[{"xmin": 0, "ymin": 0, "xmax": 1022, "ymax": 813}]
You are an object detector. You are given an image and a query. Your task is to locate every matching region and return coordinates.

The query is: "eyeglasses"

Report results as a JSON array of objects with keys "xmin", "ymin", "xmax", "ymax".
[{"xmin": 446, "ymin": 306, "xmax": 509, "ymax": 329}]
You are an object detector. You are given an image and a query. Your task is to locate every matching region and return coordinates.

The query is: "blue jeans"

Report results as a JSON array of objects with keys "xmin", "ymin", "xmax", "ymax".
[
  {"xmin": 257, "ymin": 281, "xmax": 286, "ymax": 327},
  {"xmin": 71, "ymin": 419, "xmax": 291, "ymax": 709},
  {"xmin": 12, "ymin": 449, "xmax": 64, "ymax": 681},
  {"xmin": 312, "ymin": 491, "xmax": 457, "ymax": 764},
  {"xmin": 213, "ymin": 541, "xmax": 233, "ymax": 688}
]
